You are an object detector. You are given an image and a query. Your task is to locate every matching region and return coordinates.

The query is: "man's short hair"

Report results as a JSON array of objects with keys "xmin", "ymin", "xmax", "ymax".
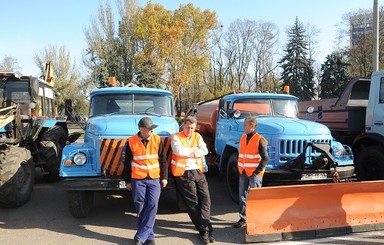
[
  {"xmin": 245, "ymin": 116, "xmax": 257, "ymax": 127},
  {"xmin": 184, "ymin": 116, "xmax": 197, "ymax": 125}
]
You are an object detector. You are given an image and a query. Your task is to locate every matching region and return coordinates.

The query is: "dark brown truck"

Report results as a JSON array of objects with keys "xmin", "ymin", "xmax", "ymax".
[{"xmin": 298, "ymin": 77, "xmax": 370, "ymax": 146}]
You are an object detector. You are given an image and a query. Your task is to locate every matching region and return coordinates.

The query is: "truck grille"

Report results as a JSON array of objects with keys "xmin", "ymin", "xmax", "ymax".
[{"xmin": 279, "ymin": 139, "xmax": 331, "ymax": 160}]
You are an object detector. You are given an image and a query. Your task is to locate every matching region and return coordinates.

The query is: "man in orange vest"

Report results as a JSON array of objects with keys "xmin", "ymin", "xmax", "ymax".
[
  {"xmin": 233, "ymin": 116, "xmax": 269, "ymax": 228},
  {"xmin": 123, "ymin": 117, "xmax": 168, "ymax": 245},
  {"xmin": 171, "ymin": 116, "xmax": 214, "ymax": 244}
]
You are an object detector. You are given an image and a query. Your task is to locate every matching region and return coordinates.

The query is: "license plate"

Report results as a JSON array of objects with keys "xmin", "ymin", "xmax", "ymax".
[
  {"xmin": 119, "ymin": 181, "xmax": 126, "ymax": 189},
  {"xmin": 301, "ymin": 173, "xmax": 327, "ymax": 180}
]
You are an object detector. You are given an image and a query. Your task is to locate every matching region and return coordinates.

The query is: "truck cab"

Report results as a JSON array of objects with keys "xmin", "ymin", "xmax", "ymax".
[
  {"xmin": 366, "ymin": 71, "xmax": 384, "ymax": 136},
  {"xmin": 60, "ymin": 86, "xmax": 179, "ymax": 218},
  {"xmin": 353, "ymin": 71, "xmax": 384, "ymax": 180}
]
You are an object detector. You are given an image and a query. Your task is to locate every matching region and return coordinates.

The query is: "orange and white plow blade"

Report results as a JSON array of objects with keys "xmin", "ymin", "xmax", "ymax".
[{"xmin": 245, "ymin": 181, "xmax": 384, "ymax": 243}]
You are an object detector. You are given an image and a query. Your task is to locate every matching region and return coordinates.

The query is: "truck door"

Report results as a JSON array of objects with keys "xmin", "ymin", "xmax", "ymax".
[
  {"xmin": 215, "ymin": 99, "xmax": 231, "ymax": 155},
  {"xmin": 370, "ymin": 77, "xmax": 384, "ymax": 134}
]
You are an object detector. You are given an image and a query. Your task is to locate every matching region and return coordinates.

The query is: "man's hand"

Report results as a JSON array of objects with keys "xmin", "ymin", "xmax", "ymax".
[
  {"xmin": 126, "ymin": 182, "xmax": 132, "ymax": 191},
  {"xmin": 161, "ymin": 179, "xmax": 168, "ymax": 188},
  {"xmin": 188, "ymin": 146, "xmax": 199, "ymax": 157}
]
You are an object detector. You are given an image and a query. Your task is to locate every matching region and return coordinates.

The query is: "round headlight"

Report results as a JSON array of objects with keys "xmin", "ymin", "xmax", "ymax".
[
  {"xmin": 73, "ymin": 152, "xmax": 87, "ymax": 166},
  {"xmin": 331, "ymin": 142, "xmax": 344, "ymax": 158}
]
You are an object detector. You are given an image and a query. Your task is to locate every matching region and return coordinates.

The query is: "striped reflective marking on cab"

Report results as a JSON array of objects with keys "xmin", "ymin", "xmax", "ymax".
[{"xmin": 100, "ymin": 138, "xmax": 128, "ymax": 176}]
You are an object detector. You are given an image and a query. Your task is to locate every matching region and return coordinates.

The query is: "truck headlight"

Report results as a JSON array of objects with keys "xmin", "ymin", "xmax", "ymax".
[
  {"xmin": 331, "ymin": 142, "xmax": 344, "ymax": 158},
  {"xmin": 73, "ymin": 152, "xmax": 87, "ymax": 165}
]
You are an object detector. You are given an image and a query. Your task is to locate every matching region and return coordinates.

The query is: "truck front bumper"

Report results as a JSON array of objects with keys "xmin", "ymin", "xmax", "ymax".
[
  {"xmin": 62, "ymin": 177, "xmax": 175, "ymax": 191},
  {"xmin": 63, "ymin": 177, "xmax": 127, "ymax": 191},
  {"xmin": 264, "ymin": 165, "xmax": 355, "ymax": 185}
]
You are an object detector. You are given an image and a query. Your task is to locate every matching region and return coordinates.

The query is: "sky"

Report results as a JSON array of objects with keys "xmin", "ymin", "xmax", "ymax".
[{"xmin": 0, "ymin": 0, "xmax": 376, "ymax": 77}]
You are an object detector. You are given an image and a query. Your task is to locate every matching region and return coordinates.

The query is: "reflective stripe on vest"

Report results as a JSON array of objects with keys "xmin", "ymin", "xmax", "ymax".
[
  {"xmin": 238, "ymin": 133, "xmax": 267, "ymax": 177},
  {"xmin": 171, "ymin": 132, "xmax": 205, "ymax": 177},
  {"xmin": 129, "ymin": 134, "xmax": 160, "ymax": 179}
]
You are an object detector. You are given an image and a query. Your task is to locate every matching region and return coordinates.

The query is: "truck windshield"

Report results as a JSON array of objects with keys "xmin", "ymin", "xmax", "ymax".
[
  {"xmin": 0, "ymin": 80, "xmax": 31, "ymax": 104},
  {"xmin": 233, "ymin": 99, "xmax": 298, "ymax": 118},
  {"xmin": 89, "ymin": 93, "xmax": 173, "ymax": 117},
  {"xmin": 271, "ymin": 99, "xmax": 299, "ymax": 118}
]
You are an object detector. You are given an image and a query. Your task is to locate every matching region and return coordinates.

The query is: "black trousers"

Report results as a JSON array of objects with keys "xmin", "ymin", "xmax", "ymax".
[{"xmin": 175, "ymin": 169, "xmax": 213, "ymax": 234}]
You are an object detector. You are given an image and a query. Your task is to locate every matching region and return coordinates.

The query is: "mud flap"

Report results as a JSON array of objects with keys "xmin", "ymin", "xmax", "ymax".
[{"xmin": 245, "ymin": 181, "xmax": 384, "ymax": 243}]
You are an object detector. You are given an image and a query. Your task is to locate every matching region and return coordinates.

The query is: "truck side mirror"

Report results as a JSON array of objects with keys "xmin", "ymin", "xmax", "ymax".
[
  {"xmin": 233, "ymin": 110, "xmax": 241, "ymax": 118},
  {"xmin": 317, "ymin": 106, "xmax": 323, "ymax": 119}
]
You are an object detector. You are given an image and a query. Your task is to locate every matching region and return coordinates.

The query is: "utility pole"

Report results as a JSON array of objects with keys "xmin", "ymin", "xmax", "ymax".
[{"xmin": 373, "ymin": 0, "xmax": 379, "ymax": 72}]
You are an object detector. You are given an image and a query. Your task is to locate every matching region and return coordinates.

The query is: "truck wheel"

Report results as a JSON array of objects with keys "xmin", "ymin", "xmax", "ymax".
[
  {"xmin": 0, "ymin": 146, "xmax": 34, "ymax": 207},
  {"xmin": 67, "ymin": 191, "xmax": 94, "ymax": 218},
  {"xmin": 41, "ymin": 126, "xmax": 67, "ymax": 182},
  {"xmin": 355, "ymin": 146, "xmax": 384, "ymax": 180},
  {"xmin": 226, "ymin": 153, "xmax": 239, "ymax": 203}
]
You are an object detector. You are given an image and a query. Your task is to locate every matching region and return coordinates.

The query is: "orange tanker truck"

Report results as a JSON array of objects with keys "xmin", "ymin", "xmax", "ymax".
[
  {"xmin": 187, "ymin": 91, "xmax": 354, "ymax": 202},
  {"xmin": 188, "ymin": 91, "xmax": 384, "ymax": 243}
]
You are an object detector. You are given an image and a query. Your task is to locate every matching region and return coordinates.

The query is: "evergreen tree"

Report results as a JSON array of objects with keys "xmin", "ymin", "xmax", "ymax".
[
  {"xmin": 279, "ymin": 17, "xmax": 315, "ymax": 100},
  {"xmin": 320, "ymin": 51, "xmax": 351, "ymax": 99}
]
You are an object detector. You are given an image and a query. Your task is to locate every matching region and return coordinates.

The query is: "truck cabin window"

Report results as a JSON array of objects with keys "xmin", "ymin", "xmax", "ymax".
[
  {"xmin": 233, "ymin": 99, "xmax": 298, "ymax": 118},
  {"xmin": 89, "ymin": 93, "xmax": 173, "ymax": 117},
  {"xmin": 5, "ymin": 81, "xmax": 32, "ymax": 104}
]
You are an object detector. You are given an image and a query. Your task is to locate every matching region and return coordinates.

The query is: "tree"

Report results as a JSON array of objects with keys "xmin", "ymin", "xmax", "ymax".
[
  {"xmin": 251, "ymin": 21, "xmax": 279, "ymax": 92},
  {"xmin": 84, "ymin": 0, "xmax": 139, "ymax": 87},
  {"xmin": 320, "ymin": 51, "xmax": 351, "ymax": 99},
  {"xmin": 134, "ymin": 3, "xmax": 173, "ymax": 88},
  {"xmin": 136, "ymin": 3, "xmax": 217, "ymax": 114},
  {"xmin": 337, "ymin": 7, "xmax": 384, "ymax": 77},
  {"xmin": 34, "ymin": 45, "xmax": 89, "ymax": 115},
  {"xmin": 117, "ymin": 0, "xmax": 139, "ymax": 84},
  {"xmin": 0, "ymin": 56, "xmax": 20, "ymax": 72},
  {"xmin": 207, "ymin": 24, "xmax": 228, "ymax": 97},
  {"xmin": 224, "ymin": 19, "xmax": 255, "ymax": 90},
  {"xmin": 279, "ymin": 17, "xmax": 315, "ymax": 100}
]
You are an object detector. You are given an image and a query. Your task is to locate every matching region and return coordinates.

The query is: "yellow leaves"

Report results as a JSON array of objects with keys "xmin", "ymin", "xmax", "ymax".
[{"xmin": 135, "ymin": 2, "xmax": 217, "ymax": 94}]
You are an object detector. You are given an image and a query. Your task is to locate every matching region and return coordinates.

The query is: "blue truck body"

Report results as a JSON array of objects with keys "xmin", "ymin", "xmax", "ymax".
[
  {"xmin": 190, "ymin": 92, "xmax": 355, "ymax": 201},
  {"xmin": 59, "ymin": 86, "xmax": 179, "ymax": 217}
]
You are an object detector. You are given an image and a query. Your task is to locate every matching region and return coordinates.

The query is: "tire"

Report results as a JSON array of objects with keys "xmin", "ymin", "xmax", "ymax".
[
  {"xmin": 67, "ymin": 191, "xmax": 94, "ymax": 218},
  {"xmin": 226, "ymin": 153, "xmax": 239, "ymax": 203},
  {"xmin": 40, "ymin": 126, "xmax": 67, "ymax": 182},
  {"xmin": 355, "ymin": 146, "xmax": 384, "ymax": 180},
  {"xmin": 0, "ymin": 146, "xmax": 34, "ymax": 207}
]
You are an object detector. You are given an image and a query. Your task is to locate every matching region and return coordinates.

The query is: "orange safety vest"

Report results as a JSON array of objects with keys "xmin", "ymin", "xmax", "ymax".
[
  {"xmin": 171, "ymin": 132, "xmax": 205, "ymax": 177},
  {"xmin": 238, "ymin": 133, "xmax": 268, "ymax": 177},
  {"xmin": 129, "ymin": 134, "xmax": 161, "ymax": 179}
]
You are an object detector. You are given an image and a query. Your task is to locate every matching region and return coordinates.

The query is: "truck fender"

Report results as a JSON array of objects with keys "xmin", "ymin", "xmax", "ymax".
[{"xmin": 219, "ymin": 145, "xmax": 238, "ymax": 173}]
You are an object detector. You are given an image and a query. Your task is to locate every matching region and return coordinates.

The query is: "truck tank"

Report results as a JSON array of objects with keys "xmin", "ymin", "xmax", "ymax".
[{"xmin": 194, "ymin": 99, "xmax": 218, "ymax": 139}]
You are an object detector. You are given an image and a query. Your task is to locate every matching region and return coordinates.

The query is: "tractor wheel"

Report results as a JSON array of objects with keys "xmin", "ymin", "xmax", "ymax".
[
  {"xmin": 0, "ymin": 146, "xmax": 34, "ymax": 207},
  {"xmin": 67, "ymin": 191, "xmax": 94, "ymax": 218},
  {"xmin": 226, "ymin": 153, "xmax": 239, "ymax": 204},
  {"xmin": 41, "ymin": 126, "xmax": 67, "ymax": 182},
  {"xmin": 355, "ymin": 146, "xmax": 384, "ymax": 180}
]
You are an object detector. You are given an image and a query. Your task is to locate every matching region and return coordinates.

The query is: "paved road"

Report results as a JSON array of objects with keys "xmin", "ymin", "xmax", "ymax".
[
  {"xmin": 1, "ymin": 127, "xmax": 383, "ymax": 245},
  {"xmin": 1, "ymin": 171, "xmax": 384, "ymax": 245},
  {"xmin": 0, "ymin": 171, "xmax": 242, "ymax": 245}
]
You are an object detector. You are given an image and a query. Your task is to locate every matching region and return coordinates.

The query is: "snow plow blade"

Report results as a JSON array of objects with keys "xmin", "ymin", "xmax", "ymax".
[{"xmin": 245, "ymin": 181, "xmax": 384, "ymax": 243}]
